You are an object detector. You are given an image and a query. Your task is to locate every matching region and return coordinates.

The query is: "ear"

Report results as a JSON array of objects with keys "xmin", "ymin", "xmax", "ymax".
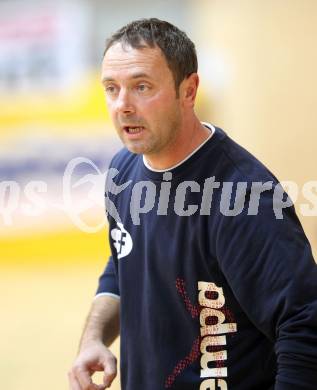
[{"xmin": 180, "ymin": 73, "xmax": 199, "ymax": 107}]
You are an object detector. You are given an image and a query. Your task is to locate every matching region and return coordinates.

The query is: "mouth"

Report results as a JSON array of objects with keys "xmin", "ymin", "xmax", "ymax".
[{"xmin": 123, "ymin": 126, "xmax": 145, "ymax": 135}]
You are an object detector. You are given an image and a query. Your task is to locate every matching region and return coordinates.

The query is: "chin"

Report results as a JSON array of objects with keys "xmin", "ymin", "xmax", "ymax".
[{"xmin": 124, "ymin": 142, "xmax": 148, "ymax": 155}]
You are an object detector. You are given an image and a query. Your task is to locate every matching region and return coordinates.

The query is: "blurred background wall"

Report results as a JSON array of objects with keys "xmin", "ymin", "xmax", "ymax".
[{"xmin": 0, "ymin": 1, "xmax": 316, "ymax": 389}]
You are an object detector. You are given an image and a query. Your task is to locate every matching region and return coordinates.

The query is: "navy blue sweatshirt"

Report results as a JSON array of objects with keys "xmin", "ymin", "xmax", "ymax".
[{"xmin": 97, "ymin": 125, "xmax": 317, "ymax": 389}]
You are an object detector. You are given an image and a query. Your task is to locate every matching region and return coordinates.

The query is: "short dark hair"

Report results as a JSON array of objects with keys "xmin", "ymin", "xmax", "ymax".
[{"xmin": 104, "ymin": 18, "xmax": 198, "ymax": 93}]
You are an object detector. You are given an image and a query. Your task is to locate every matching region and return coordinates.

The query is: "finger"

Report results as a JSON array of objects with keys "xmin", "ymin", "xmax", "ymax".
[
  {"xmin": 74, "ymin": 367, "xmax": 97, "ymax": 390},
  {"xmin": 95, "ymin": 385, "xmax": 107, "ymax": 390},
  {"xmin": 68, "ymin": 370, "xmax": 82, "ymax": 390}
]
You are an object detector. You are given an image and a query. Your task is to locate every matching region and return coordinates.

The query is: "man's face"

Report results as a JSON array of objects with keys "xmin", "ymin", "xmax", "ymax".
[{"xmin": 101, "ymin": 42, "xmax": 182, "ymax": 156}]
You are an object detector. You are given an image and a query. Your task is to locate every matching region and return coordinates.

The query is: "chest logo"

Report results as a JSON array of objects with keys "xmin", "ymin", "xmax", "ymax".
[{"xmin": 111, "ymin": 222, "xmax": 133, "ymax": 259}]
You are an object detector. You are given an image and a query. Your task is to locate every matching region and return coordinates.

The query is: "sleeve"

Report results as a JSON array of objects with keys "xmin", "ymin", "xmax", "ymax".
[
  {"xmin": 95, "ymin": 256, "xmax": 120, "ymax": 300},
  {"xmin": 215, "ymin": 189, "xmax": 317, "ymax": 389},
  {"xmin": 94, "ymin": 157, "xmax": 121, "ymax": 300}
]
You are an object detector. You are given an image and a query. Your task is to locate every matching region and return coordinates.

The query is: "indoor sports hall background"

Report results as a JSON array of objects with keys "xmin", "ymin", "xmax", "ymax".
[{"xmin": 1, "ymin": 1, "xmax": 316, "ymax": 389}]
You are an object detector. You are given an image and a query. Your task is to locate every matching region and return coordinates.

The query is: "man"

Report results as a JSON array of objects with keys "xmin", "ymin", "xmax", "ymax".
[{"xmin": 69, "ymin": 18, "xmax": 317, "ymax": 390}]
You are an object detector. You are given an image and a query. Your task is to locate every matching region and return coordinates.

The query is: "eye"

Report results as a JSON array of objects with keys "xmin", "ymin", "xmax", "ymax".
[
  {"xmin": 105, "ymin": 84, "xmax": 118, "ymax": 95},
  {"xmin": 136, "ymin": 83, "xmax": 149, "ymax": 92}
]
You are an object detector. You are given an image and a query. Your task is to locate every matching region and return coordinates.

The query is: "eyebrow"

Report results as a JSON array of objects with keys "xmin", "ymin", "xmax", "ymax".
[{"xmin": 101, "ymin": 72, "xmax": 151, "ymax": 83}]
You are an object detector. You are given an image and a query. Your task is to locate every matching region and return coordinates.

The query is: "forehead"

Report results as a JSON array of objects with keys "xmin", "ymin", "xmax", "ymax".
[{"xmin": 101, "ymin": 42, "xmax": 171, "ymax": 81}]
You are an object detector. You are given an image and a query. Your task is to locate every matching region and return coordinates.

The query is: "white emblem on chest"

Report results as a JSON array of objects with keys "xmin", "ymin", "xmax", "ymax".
[{"xmin": 111, "ymin": 222, "xmax": 133, "ymax": 259}]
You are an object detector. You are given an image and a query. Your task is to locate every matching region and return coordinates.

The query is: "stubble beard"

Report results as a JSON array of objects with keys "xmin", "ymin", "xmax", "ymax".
[{"xmin": 119, "ymin": 111, "xmax": 182, "ymax": 157}]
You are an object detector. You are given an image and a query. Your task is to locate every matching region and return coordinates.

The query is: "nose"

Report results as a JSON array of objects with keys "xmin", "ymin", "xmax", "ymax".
[{"xmin": 115, "ymin": 88, "xmax": 135, "ymax": 115}]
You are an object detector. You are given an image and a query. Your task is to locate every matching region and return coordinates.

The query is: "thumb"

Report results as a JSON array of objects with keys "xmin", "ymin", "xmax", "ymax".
[{"xmin": 103, "ymin": 356, "xmax": 117, "ymax": 388}]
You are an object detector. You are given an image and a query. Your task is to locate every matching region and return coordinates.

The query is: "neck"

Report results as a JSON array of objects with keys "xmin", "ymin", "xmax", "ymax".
[{"xmin": 144, "ymin": 116, "xmax": 210, "ymax": 170}]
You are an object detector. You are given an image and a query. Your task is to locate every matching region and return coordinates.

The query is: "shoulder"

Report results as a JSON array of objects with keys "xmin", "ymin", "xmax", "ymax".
[
  {"xmin": 108, "ymin": 147, "xmax": 140, "ymax": 183},
  {"xmin": 211, "ymin": 126, "xmax": 279, "ymax": 184},
  {"xmin": 109, "ymin": 147, "xmax": 137, "ymax": 170}
]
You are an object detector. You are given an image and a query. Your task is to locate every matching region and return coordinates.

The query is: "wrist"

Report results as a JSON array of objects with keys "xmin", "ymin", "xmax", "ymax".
[{"xmin": 79, "ymin": 333, "xmax": 105, "ymax": 352}]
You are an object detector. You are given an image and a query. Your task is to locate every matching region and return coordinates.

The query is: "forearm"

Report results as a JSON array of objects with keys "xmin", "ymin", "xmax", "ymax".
[
  {"xmin": 274, "ymin": 343, "xmax": 317, "ymax": 389},
  {"xmin": 79, "ymin": 294, "xmax": 120, "ymax": 349}
]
